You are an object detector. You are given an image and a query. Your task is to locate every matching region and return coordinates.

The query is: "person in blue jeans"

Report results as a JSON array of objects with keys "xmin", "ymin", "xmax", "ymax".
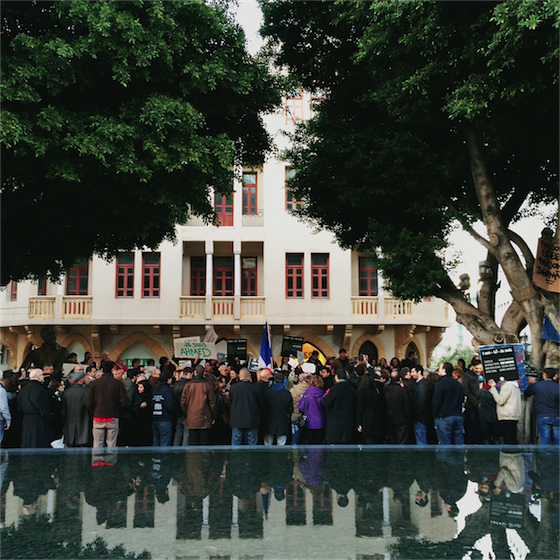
[
  {"xmin": 524, "ymin": 368, "xmax": 559, "ymax": 445},
  {"xmin": 228, "ymin": 368, "xmax": 263, "ymax": 445},
  {"xmin": 432, "ymin": 362, "xmax": 465, "ymax": 445},
  {"xmin": 151, "ymin": 371, "xmax": 175, "ymax": 446}
]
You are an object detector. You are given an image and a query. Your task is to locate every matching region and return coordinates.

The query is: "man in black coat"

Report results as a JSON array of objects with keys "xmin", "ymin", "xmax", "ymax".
[
  {"xmin": 410, "ymin": 365, "xmax": 430, "ymax": 445},
  {"xmin": 229, "ymin": 368, "xmax": 263, "ymax": 445},
  {"xmin": 61, "ymin": 370, "xmax": 92, "ymax": 447},
  {"xmin": 324, "ymin": 369, "xmax": 356, "ymax": 444},
  {"xmin": 18, "ymin": 368, "xmax": 53, "ymax": 448},
  {"xmin": 264, "ymin": 371, "xmax": 293, "ymax": 446},
  {"xmin": 383, "ymin": 372, "xmax": 413, "ymax": 444}
]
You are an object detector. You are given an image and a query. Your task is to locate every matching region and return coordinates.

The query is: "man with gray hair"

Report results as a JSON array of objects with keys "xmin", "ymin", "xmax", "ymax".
[{"xmin": 18, "ymin": 368, "xmax": 53, "ymax": 448}]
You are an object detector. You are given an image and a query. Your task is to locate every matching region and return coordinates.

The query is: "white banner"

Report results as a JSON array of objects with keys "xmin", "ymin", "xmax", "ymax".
[{"xmin": 173, "ymin": 337, "xmax": 217, "ymax": 359}]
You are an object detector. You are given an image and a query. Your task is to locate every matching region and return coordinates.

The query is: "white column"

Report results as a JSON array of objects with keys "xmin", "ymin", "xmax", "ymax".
[
  {"xmin": 234, "ymin": 240, "xmax": 241, "ymax": 320},
  {"xmin": 377, "ymin": 261, "xmax": 385, "ymax": 320},
  {"xmin": 205, "ymin": 240, "xmax": 214, "ymax": 320},
  {"xmin": 201, "ymin": 495, "xmax": 210, "ymax": 539}
]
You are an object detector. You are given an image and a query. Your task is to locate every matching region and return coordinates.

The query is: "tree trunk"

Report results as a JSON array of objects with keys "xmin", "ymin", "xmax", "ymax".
[{"xmin": 465, "ymin": 126, "xmax": 548, "ymax": 367}]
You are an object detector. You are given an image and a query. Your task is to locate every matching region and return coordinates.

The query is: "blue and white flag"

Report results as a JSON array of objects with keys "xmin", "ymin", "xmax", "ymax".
[{"xmin": 258, "ymin": 321, "xmax": 272, "ymax": 369}]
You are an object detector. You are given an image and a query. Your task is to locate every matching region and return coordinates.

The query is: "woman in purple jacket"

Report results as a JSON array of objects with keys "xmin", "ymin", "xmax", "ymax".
[{"xmin": 299, "ymin": 376, "xmax": 326, "ymax": 444}]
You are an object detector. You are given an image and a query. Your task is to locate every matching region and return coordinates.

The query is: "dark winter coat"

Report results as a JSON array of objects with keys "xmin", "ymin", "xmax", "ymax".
[
  {"xmin": 299, "ymin": 386, "xmax": 326, "ymax": 429},
  {"xmin": 180, "ymin": 377, "xmax": 216, "ymax": 429},
  {"xmin": 324, "ymin": 380, "xmax": 356, "ymax": 443},
  {"xmin": 151, "ymin": 381, "xmax": 175, "ymax": 422},
  {"xmin": 18, "ymin": 380, "xmax": 53, "ymax": 448},
  {"xmin": 383, "ymin": 381, "xmax": 413, "ymax": 426},
  {"xmin": 462, "ymin": 369, "xmax": 480, "ymax": 414},
  {"xmin": 356, "ymin": 383, "xmax": 385, "ymax": 441},
  {"xmin": 84, "ymin": 372, "xmax": 129, "ymax": 419},
  {"xmin": 228, "ymin": 379, "xmax": 263, "ymax": 429},
  {"xmin": 264, "ymin": 384, "xmax": 293, "ymax": 436},
  {"xmin": 61, "ymin": 383, "xmax": 92, "ymax": 446},
  {"xmin": 410, "ymin": 378, "xmax": 430, "ymax": 426}
]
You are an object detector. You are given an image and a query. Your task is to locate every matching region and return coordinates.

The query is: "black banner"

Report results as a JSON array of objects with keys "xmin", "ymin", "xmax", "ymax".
[
  {"xmin": 227, "ymin": 339, "xmax": 247, "ymax": 360},
  {"xmin": 281, "ymin": 335, "xmax": 304, "ymax": 357},
  {"xmin": 479, "ymin": 345, "xmax": 519, "ymax": 381}
]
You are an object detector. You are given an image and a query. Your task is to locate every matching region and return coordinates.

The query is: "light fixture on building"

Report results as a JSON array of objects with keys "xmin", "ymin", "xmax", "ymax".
[{"xmin": 478, "ymin": 260, "xmax": 493, "ymax": 281}]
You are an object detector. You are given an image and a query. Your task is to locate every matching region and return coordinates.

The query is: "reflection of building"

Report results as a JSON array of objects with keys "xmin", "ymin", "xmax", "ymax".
[{"xmin": 0, "ymin": 94, "xmax": 449, "ymax": 370}]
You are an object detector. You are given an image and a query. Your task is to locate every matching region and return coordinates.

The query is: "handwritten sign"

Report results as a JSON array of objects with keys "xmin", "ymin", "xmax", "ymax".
[
  {"xmin": 281, "ymin": 335, "xmax": 304, "ymax": 357},
  {"xmin": 533, "ymin": 237, "xmax": 560, "ymax": 292},
  {"xmin": 173, "ymin": 337, "xmax": 217, "ymax": 359}
]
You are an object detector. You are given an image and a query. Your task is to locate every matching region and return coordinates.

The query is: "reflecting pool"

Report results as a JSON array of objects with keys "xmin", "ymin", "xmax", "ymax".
[{"xmin": 1, "ymin": 446, "xmax": 558, "ymax": 560}]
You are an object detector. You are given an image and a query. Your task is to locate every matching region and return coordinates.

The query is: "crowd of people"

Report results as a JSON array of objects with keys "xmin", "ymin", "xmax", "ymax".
[{"xmin": 0, "ymin": 349, "xmax": 558, "ymax": 448}]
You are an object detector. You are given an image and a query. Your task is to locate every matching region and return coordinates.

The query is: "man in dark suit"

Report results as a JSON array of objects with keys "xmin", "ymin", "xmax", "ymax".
[
  {"xmin": 228, "ymin": 368, "xmax": 263, "ymax": 445},
  {"xmin": 324, "ymin": 369, "xmax": 356, "ymax": 444}
]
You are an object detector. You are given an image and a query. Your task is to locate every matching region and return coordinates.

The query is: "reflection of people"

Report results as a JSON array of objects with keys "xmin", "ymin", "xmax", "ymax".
[{"xmin": 20, "ymin": 326, "xmax": 69, "ymax": 375}]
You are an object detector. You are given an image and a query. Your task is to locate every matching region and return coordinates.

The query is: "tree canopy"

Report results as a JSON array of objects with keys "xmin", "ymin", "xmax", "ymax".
[
  {"xmin": 1, "ymin": 0, "xmax": 281, "ymax": 286},
  {"xmin": 261, "ymin": 0, "xmax": 559, "ymax": 365}
]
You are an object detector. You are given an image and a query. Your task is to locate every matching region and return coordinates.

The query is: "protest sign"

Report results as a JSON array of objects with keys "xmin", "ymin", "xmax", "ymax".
[
  {"xmin": 281, "ymin": 335, "xmax": 304, "ymax": 357},
  {"xmin": 479, "ymin": 344, "xmax": 520, "ymax": 382},
  {"xmin": 173, "ymin": 337, "xmax": 217, "ymax": 359}
]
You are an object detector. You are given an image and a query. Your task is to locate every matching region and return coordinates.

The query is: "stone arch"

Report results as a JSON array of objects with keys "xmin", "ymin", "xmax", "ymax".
[
  {"xmin": 351, "ymin": 334, "xmax": 385, "ymax": 363},
  {"xmin": 108, "ymin": 332, "xmax": 171, "ymax": 362},
  {"xmin": 395, "ymin": 335, "xmax": 424, "ymax": 366},
  {"xmin": 61, "ymin": 333, "xmax": 92, "ymax": 355},
  {"xmin": 0, "ymin": 330, "xmax": 19, "ymax": 369},
  {"xmin": 214, "ymin": 328, "xmax": 260, "ymax": 360}
]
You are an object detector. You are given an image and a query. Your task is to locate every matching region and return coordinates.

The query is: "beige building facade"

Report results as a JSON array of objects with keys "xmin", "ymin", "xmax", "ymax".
[{"xmin": 0, "ymin": 93, "xmax": 449, "ymax": 369}]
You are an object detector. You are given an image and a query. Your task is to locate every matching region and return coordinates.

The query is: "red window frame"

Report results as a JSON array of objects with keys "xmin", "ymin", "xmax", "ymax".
[
  {"xmin": 242, "ymin": 172, "xmax": 257, "ymax": 215},
  {"xmin": 116, "ymin": 254, "xmax": 134, "ymax": 298},
  {"xmin": 142, "ymin": 253, "xmax": 160, "ymax": 298},
  {"xmin": 10, "ymin": 281, "xmax": 17, "ymax": 301},
  {"xmin": 359, "ymin": 257, "xmax": 378, "ymax": 296},
  {"xmin": 215, "ymin": 192, "xmax": 233, "ymax": 226},
  {"xmin": 311, "ymin": 254, "xmax": 329, "ymax": 298},
  {"xmin": 67, "ymin": 265, "xmax": 88, "ymax": 295},
  {"xmin": 213, "ymin": 257, "xmax": 233, "ymax": 296},
  {"xmin": 286, "ymin": 88, "xmax": 304, "ymax": 124},
  {"xmin": 285, "ymin": 167, "xmax": 301, "ymax": 211},
  {"xmin": 242, "ymin": 257, "xmax": 257, "ymax": 296},
  {"xmin": 286, "ymin": 253, "xmax": 304, "ymax": 298},
  {"xmin": 191, "ymin": 257, "xmax": 206, "ymax": 296},
  {"xmin": 37, "ymin": 278, "xmax": 47, "ymax": 296}
]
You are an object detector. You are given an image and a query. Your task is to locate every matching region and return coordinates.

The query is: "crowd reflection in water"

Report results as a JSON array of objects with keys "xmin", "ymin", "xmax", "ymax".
[{"xmin": 1, "ymin": 447, "xmax": 558, "ymax": 559}]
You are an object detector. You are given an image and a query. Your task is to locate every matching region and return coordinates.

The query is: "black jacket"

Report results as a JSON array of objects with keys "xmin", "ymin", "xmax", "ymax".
[
  {"xmin": 383, "ymin": 381, "xmax": 413, "ymax": 425},
  {"xmin": 410, "ymin": 378, "xmax": 430, "ymax": 426},
  {"xmin": 229, "ymin": 380, "xmax": 263, "ymax": 429},
  {"xmin": 356, "ymin": 383, "xmax": 385, "ymax": 441},
  {"xmin": 324, "ymin": 380, "xmax": 356, "ymax": 443},
  {"xmin": 265, "ymin": 384, "xmax": 293, "ymax": 436},
  {"xmin": 433, "ymin": 375, "xmax": 464, "ymax": 419}
]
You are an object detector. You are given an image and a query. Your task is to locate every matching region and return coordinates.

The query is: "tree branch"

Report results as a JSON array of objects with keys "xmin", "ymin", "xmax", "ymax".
[{"xmin": 507, "ymin": 229, "xmax": 535, "ymax": 270}]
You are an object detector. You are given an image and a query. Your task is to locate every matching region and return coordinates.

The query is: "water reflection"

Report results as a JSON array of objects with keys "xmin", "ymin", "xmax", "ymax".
[{"xmin": 1, "ymin": 446, "xmax": 558, "ymax": 560}]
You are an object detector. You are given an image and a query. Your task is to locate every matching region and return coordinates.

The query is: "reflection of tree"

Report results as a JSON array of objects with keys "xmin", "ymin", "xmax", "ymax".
[{"xmin": 1, "ymin": 515, "xmax": 150, "ymax": 559}]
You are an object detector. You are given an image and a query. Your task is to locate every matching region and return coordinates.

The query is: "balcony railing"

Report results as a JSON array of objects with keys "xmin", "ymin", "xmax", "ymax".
[
  {"xmin": 241, "ymin": 297, "xmax": 265, "ymax": 318},
  {"xmin": 351, "ymin": 297, "xmax": 378, "ymax": 316},
  {"xmin": 62, "ymin": 296, "xmax": 92, "ymax": 319},
  {"xmin": 29, "ymin": 297, "xmax": 56, "ymax": 319},
  {"xmin": 213, "ymin": 298, "xmax": 234, "ymax": 317},
  {"xmin": 180, "ymin": 297, "xmax": 205, "ymax": 318},
  {"xmin": 241, "ymin": 209, "xmax": 264, "ymax": 227},
  {"xmin": 185, "ymin": 214, "xmax": 206, "ymax": 227},
  {"xmin": 385, "ymin": 298, "xmax": 412, "ymax": 318}
]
